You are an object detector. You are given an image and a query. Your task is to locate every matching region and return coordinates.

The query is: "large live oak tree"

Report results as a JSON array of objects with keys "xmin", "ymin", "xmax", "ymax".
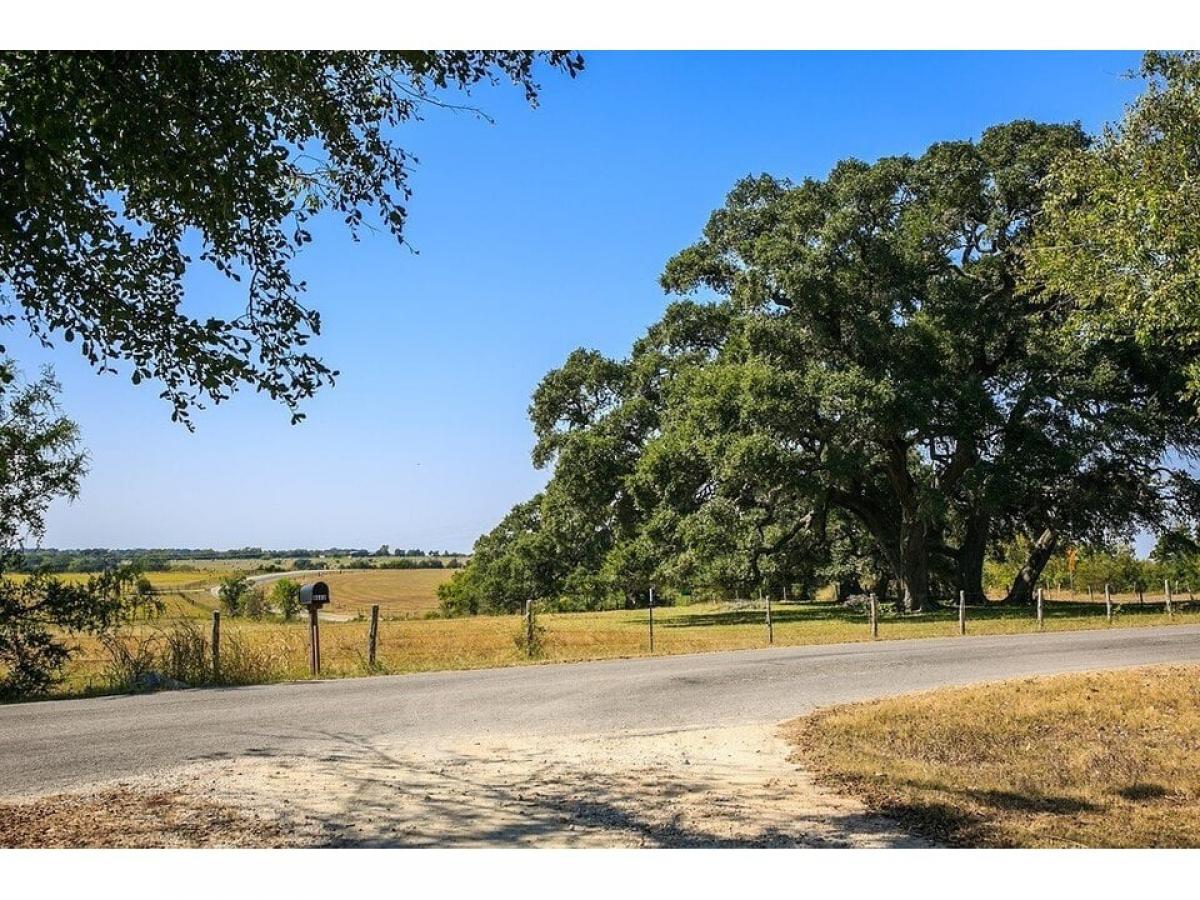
[
  {"xmin": 445, "ymin": 120, "xmax": 1200, "ymax": 615},
  {"xmin": 0, "ymin": 51, "xmax": 583, "ymax": 425}
]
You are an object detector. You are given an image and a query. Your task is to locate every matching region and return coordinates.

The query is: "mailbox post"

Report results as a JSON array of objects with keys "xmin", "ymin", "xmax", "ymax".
[{"xmin": 299, "ymin": 581, "xmax": 331, "ymax": 675}]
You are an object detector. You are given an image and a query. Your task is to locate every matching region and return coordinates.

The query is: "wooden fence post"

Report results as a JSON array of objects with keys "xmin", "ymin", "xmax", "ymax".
[
  {"xmin": 1037, "ymin": 587, "xmax": 1044, "ymax": 631},
  {"xmin": 1088, "ymin": 583, "xmax": 1094, "ymax": 604},
  {"xmin": 1105, "ymin": 583, "xmax": 1113, "ymax": 624},
  {"xmin": 211, "ymin": 610, "xmax": 220, "ymax": 680},
  {"xmin": 764, "ymin": 589, "xmax": 773, "ymax": 644},
  {"xmin": 869, "ymin": 593, "xmax": 879, "ymax": 640},
  {"xmin": 959, "ymin": 590, "xmax": 966, "ymax": 636},
  {"xmin": 309, "ymin": 605, "xmax": 321, "ymax": 675},
  {"xmin": 524, "ymin": 599, "xmax": 534, "ymax": 658},
  {"xmin": 648, "ymin": 587, "xmax": 655, "ymax": 653},
  {"xmin": 368, "ymin": 604, "xmax": 379, "ymax": 668},
  {"xmin": 1165, "ymin": 579, "xmax": 1173, "ymax": 618}
]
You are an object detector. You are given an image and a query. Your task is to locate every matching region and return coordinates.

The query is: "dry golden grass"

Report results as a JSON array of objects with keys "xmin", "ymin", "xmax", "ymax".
[
  {"xmin": 787, "ymin": 665, "xmax": 1200, "ymax": 847},
  {"xmin": 290, "ymin": 568, "xmax": 454, "ymax": 617},
  {"xmin": 50, "ymin": 598, "xmax": 1200, "ymax": 700},
  {"xmin": 113, "ymin": 568, "xmax": 454, "ymax": 620},
  {"xmin": 0, "ymin": 788, "xmax": 290, "ymax": 848},
  {"xmin": 4, "ymin": 569, "xmax": 217, "ymax": 590}
]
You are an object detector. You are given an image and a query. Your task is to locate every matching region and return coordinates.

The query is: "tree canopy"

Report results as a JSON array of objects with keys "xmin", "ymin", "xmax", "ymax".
[
  {"xmin": 443, "ymin": 117, "xmax": 1200, "ymax": 616},
  {"xmin": 0, "ymin": 51, "xmax": 583, "ymax": 425},
  {"xmin": 1031, "ymin": 51, "xmax": 1200, "ymax": 409}
]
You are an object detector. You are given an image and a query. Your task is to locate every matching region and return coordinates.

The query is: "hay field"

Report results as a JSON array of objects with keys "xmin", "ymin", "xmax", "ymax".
[{"xmin": 275, "ymin": 568, "xmax": 454, "ymax": 618}]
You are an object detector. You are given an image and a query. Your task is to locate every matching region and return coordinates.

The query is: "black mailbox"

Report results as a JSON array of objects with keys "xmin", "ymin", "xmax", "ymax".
[{"xmin": 299, "ymin": 581, "xmax": 330, "ymax": 608}]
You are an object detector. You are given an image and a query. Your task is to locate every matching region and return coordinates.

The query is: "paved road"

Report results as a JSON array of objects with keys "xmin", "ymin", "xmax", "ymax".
[{"xmin": 4, "ymin": 625, "xmax": 1200, "ymax": 795}]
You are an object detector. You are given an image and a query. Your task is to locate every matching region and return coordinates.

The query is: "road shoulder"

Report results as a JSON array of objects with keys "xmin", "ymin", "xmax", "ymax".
[{"xmin": 1, "ymin": 723, "xmax": 929, "ymax": 848}]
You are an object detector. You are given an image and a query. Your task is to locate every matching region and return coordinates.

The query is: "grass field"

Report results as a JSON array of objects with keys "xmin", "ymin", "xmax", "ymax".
[
  {"xmin": 6, "ymin": 569, "xmax": 219, "ymax": 591},
  {"xmin": 147, "ymin": 567, "xmax": 454, "ymax": 620},
  {"xmin": 787, "ymin": 664, "xmax": 1200, "ymax": 847},
  {"xmin": 49, "ymin": 596, "xmax": 1200, "ymax": 700},
  {"xmin": 255, "ymin": 568, "xmax": 454, "ymax": 618}
]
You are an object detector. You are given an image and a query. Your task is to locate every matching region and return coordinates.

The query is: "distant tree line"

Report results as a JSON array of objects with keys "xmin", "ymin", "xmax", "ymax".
[{"xmin": 12, "ymin": 547, "xmax": 469, "ymax": 573}]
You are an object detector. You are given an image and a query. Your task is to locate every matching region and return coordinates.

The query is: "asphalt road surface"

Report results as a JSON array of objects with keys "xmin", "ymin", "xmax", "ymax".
[{"xmin": 4, "ymin": 625, "xmax": 1200, "ymax": 796}]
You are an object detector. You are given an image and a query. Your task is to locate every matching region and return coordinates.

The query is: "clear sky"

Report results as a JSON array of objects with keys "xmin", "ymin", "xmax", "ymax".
[{"xmin": 9, "ymin": 51, "xmax": 1148, "ymax": 552}]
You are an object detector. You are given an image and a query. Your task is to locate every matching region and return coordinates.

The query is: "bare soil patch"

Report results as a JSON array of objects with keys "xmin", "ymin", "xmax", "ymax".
[{"xmin": 2, "ymin": 725, "xmax": 927, "ymax": 848}]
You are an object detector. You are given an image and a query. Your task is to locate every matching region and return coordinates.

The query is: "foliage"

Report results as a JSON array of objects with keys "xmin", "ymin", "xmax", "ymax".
[
  {"xmin": 1031, "ymin": 51, "xmax": 1200, "ymax": 408},
  {"xmin": 270, "ymin": 578, "xmax": 300, "ymax": 620},
  {"xmin": 0, "ymin": 51, "xmax": 583, "ymax": 425},
  {"xmin": 0, "ymin": 359, "xmax": 157, "ymax": 698},
  {"xmin": 243, "ymin": 587, "xmax": 266, "ymax": 620},
  {"xmin": 217, "ymin": 574, "xmax": 251, "ymax": 616},
  {"xmin": 0, "ymin": 564, "xmax": 159, "ymax": 699},
  {"xmin": 438, "ymin": 497, "xmax": 563, "ymax": 615},
  {"xmin": 1, "ymin": 362, "xmax": 86, "ymax": 551},
  {"xmin": 456, "ymin": 120, "xmax": 1200, "ymax": 615}
]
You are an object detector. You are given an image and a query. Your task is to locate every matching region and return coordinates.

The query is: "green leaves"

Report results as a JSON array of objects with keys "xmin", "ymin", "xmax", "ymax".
[
  {"xmin": 0, "ymin": 51, "xmax": 583, "ymax": 426},
  {"xmin": 1030, "ymin": 51, "xmax": 1200, "ymax": 409}
]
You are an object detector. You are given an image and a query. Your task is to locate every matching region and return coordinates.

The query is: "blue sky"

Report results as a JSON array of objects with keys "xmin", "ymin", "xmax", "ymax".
[{"xmin": 9, "ymin": 51, "xmax": 1148, "ymax": 551}]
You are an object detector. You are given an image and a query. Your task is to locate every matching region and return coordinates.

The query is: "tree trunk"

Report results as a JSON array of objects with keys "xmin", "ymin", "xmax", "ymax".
[
  {"xmin": 957, "ymin": 510, "xmax": 990, "ymax": 605},
  {"xmin": 1003, "ymin": 527, "xmax": 1057, "ymax": 605},
  {"xmin": 835, "ymin": 574, "xmax": 864, "ymax": 603},
  {"xmin": 898, "ymin": 511, "xmax": 933, "ymax": 612}
]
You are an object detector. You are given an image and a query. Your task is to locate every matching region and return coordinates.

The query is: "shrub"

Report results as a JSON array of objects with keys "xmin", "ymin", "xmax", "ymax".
[
  {"xmin": 270, "ymin": 578, "xmax": 300, "ymax": 620},
  {"xmin": 243, "ymin": 587, "xmax": 266, "ymax": 620},
  {"xmin": 99, "ymin": 620, "xmax": 289, "ymax": 691},
  {"xmin": 217, "ymin": 574, "xmax": 250, "ymax": 616}
]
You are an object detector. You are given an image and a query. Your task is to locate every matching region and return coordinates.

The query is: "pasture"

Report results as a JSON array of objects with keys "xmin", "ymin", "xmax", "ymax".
[
  {"xmin": 150, "ymin": 567, "xmax": 454, "ymax": 620},
  {"xmin": 247, "ymin": 568, "xmax": 454, "ymax": 618}
]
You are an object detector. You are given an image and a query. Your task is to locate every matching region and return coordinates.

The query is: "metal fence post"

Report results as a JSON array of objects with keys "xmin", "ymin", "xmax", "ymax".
[
  {"xmin": 1037, "ymin": 587, "xmax": 1044, "ymax": 631},
  {"xmin": 1105, "ymin": 583, "xmax": 1113, "ymax": 624},
  {"xmin": 959, "ymin": 590, "xmax": 966, "ymax": 636}
]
